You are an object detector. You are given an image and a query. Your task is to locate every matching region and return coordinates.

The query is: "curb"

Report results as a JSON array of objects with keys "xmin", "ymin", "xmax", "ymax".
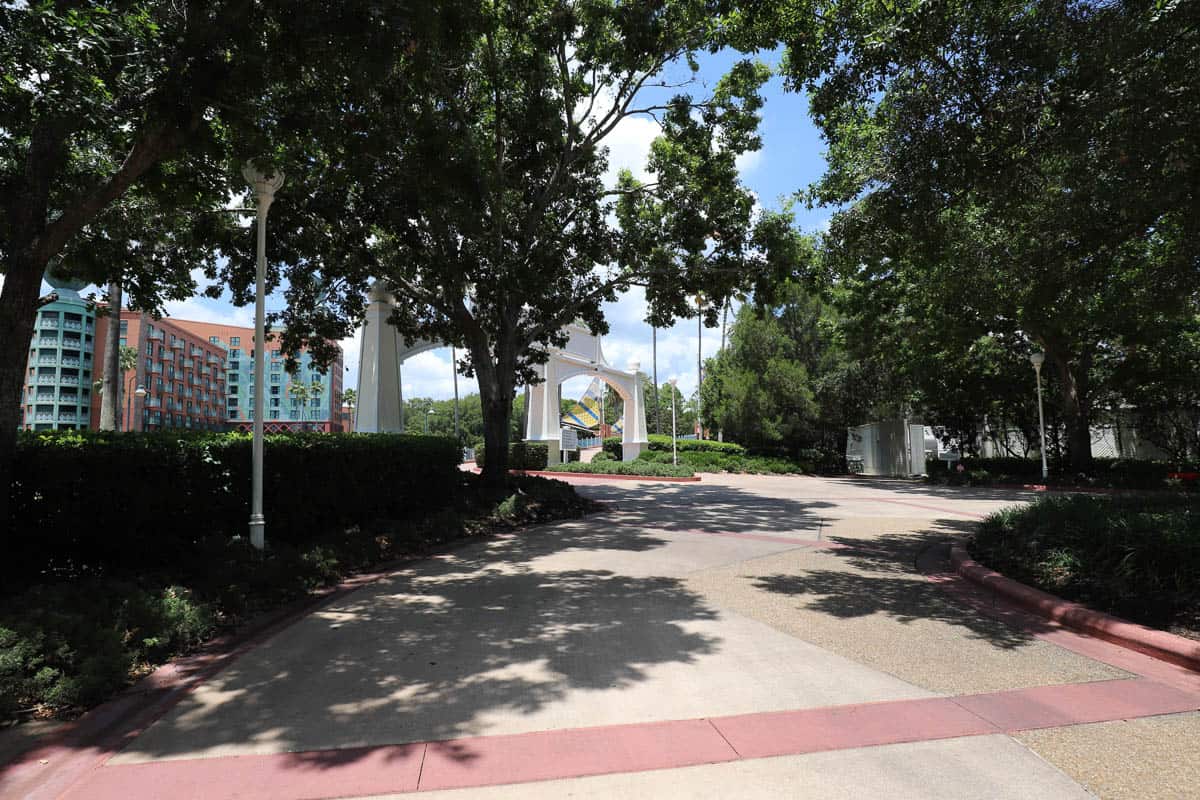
[
  {"xmin": 512, "ymin": 469, "xmax": 701, "ymax": 483},
  {"xmin": 949, "ymin": 544, "xmax": 1200, "ymax": 672}
]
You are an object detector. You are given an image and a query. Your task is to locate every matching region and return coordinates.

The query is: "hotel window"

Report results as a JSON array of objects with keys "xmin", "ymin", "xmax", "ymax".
[
  {"xmin": 230, "ymin": 349, "xmax": 241, "ymax": 358},
  {"xmin": 230, "ymin": 337, "xmax": 240, "ymax": 346},
  {"xmin": 209, "ymin": 336, "xmax": 220, "ymax": 344}
]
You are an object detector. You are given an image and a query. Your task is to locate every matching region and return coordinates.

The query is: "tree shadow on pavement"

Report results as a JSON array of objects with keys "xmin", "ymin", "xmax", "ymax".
[
  {"xmin": 575, "ymin": 482, "xmax": 837, "ymax": 535},
  {"xmin": 822, "ymin": 475, "xmax": 1041, "ymax": 504},
  {"xmin": 112, "ymin": 511, "xmax": 727, "ymax": 771},
  {"xmin": 750, "ymin": 519, "xmax": 1043, "ymax": 650}
]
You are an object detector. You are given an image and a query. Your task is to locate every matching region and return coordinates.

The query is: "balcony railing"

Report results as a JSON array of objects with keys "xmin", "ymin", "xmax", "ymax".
[
  {"xmin": 62, "ymin": 338, "xmax": 82, "ymax": 350},
  {"xmin": 39, "ymin": 319, "xmax": 59, "ymax": 328},
  {"xmin": 207, "ymin": 353, "xmax": 221, "ymax": 364},
  {"xmin": 37, "ymin": 356, "xmax": 57, "ymax": 365},
  {"xmin": 62, "ymin": 320, "xmax": 83, "ymax": 331},
  {"xmin": 148, "ymin": 330, "xmax": 165, "ymax": 341},
  {"xmin": 35, "ymin": 376, "xmax": 57, "ymax": 385},
  {"xmin": 34, "ymin": 413, "xmax": 54, "ymax": 422},
  {"xmin": 57, "ymin": 412, "xmax": 78, "ymax": 422},
  {"xmin": 145, "ymin": 397, "xmax": 161, "ymax": 408},
  {"xmin": 182, "ymin": 358, "xmax": 194, "ymax": 368},
  {"xmin": 37, "ymin": 338, "xmax": 58, "ymax": 347},
  {"xmin": 60, "ymin": 357, "xmax": 80, "ymax": 366},
  {"xmin": 60, "ymin": 376, "xmax": 80, "ymax": 386},
  {"xmin": 34, "ymin": 393, "xmax": 55, "ymax": 403},
  {"xmin": 151, "ymin": 363, "xmax": 163, "ymax": 374}
]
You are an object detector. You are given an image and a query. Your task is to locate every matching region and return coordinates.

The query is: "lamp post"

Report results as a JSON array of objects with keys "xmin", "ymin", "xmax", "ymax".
[
  {"xmin": 122, "ymin": 375, "xmax": 146, "ymax": 431},
  {"xmin": 669, "ymin": 378, "xmax": 678, "ymax": 466},
  {"xmin": 1030, "ymin": 352, "xmax": 1049, "ymax": 480},
  {"xmin": 451, "ymin": 347, "xmax": 460, "ymax": 441},
  {"xmin": 243, "ymin": 162, "xmax": 285, "ymax": 551}
]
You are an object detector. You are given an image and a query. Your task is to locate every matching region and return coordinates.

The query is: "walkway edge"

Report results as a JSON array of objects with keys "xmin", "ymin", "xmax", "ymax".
[{"xmin": 949, "ymin": 544, "xmax": 1200, "ymax": 672}]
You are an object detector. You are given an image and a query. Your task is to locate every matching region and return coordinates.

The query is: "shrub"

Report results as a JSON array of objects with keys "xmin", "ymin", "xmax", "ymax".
[
  {"xmin": 972, "ymin": 495, "xmax": 1200, "ymax": 627},
  {"xmin": 590, "ymin": 451, "xmax": 614, "ymax": 462},
  {"xmin": 475, "ymin": 440, "xmax": 550, "ymax": 470},
  {"xmin": 6, "ymin": 431, "xmax": 462, "ymax": 592},
  {"xmin": 634, "ymin": 448, "xmax": 808, "ymax": 474},
  {"xmin": 545, "ymin": 460, "xmax": 696, "ymax": 477},
  {"xmin": 602, "ymin": 434, "xmax": 746, "ymax": 460},
  {"xmin": 926, "ymin": 456, "xmax": 1198, "ymax": 490}
]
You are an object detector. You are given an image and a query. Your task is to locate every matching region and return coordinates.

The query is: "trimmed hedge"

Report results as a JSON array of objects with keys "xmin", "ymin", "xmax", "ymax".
[
  {"xmin": 544, "ymin": 461, "xmax": 696, "ymax": 477},
  {"xmin": 973, "ymin": 495, "xmax": 1200, "ymax": 628},
  {"xmin": 635, "ymin": 449, "xmax": 810, "ymax": 474},
  {"xmin": 475, "ymin": 440, "xmax": 550, "ymax": 470},
  {"xmin": 602, "ymin": 434, "xmax": 746, "ymax": 460},
  {"xmin": 926, "ymin": 456, "xmax": 1199, "ymax": 490},
  {"xmin": 7, "ymin": 430, "xmax": 461, "ymax": 591}
]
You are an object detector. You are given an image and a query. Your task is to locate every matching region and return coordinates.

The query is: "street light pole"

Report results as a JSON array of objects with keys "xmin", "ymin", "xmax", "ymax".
[
  {"xmin": 243, "ymin": 162, "xmax": 284, "ymax": 551},
  {"xmin": 123, "ymin": 374, "xmax": 146, "ymax": 432},
  {"xmin": 1030, "ymin": 352, "xmax": 1049, "ymax": 480},
  {"xmin": 669, "ymin": 378, "xmax": 678, "ymax": 466},
  {"xmin": 451, "ymin": 347, "xmax": 460, "ymax": 440}
]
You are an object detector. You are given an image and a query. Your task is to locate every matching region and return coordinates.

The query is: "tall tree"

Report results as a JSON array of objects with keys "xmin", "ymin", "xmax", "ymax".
[
  {"xmin": 768, "ymin": 0, "xmax": 1200, "ymax": 470},
  {"xmin": 0, "ymin": 0, "xmax": 450, "ymax": 512},
  {"xmin": 257, "ymin": 1, "xmax": 792, "ymax": 483},
  {"xmin": 99, "ymin": 283, "xmax": 123, "ymax": 431}
]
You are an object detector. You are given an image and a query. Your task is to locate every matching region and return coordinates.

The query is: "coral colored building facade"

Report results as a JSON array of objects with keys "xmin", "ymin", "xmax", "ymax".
[
  {"xmin": 167, "ymin": 319, "xmax": 345, "ymax": 433},
  {"xmin": 91, "ymin": 311, "xmax": 229, "ymax": 432}
]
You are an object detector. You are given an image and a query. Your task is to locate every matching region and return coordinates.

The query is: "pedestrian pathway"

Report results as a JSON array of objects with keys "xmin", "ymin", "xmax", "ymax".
[{"xmin": 8, "ymin": 475, "xmax": 1199, "ymax": 799}]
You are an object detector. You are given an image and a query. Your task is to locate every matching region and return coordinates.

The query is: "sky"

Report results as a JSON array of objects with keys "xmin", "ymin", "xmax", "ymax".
[{"xmin": 12, "ymin": 48, "xmax": 832, "ymax": 409}]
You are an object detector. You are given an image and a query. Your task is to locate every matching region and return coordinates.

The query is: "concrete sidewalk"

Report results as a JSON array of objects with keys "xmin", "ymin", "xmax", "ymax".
[{"xmin": 18, "ymin": 475, "xmax": 1200, "ymax": 799}]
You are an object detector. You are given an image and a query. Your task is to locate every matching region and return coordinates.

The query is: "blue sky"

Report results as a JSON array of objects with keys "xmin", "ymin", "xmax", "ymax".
[{"xmin": 13, "ymin": 49, "xmax": 831, "ymax": 409}]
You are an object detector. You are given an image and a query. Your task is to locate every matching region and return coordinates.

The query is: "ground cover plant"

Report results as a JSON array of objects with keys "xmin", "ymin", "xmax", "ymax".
[
  {"xmin": 926, "ymin": 457, "xmax": 1199, "ymax": 491},
  {"xmin": 1, "ymin": 430, "xmax": 596, "ymax": 722},
  {"xmin": 971, "ymin": 495, "xmax": 1200, "ymax": 637}
]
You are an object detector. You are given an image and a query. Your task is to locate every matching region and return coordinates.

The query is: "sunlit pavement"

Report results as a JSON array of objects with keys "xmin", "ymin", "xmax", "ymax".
[{"xmin": 15, "ymin": 475, "xmax": 1200, "ymax": 799}]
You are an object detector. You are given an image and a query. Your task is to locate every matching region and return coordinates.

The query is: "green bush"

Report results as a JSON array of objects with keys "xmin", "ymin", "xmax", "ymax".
[
  {"xmin": 6, "ymin": 431, "xmax": 462, "ymax": 592},
  {"xmin": 602, "ymin": 434, "xmax": 746, "ymax": 460},
  {"xmin": 634, "ymin": 448, "xmax": 808, "ymax": 475},
  {"xmin": 545, "ymin": 460, "xmax": 696, "ymax": 477},
  {"xmin": 927, "ymin": 456, "xmax": 1198, "ymax": 490},
  {"xmin": 972, "ymin": 495, "xmax": 1200, "ymax": 627},
  {"xmin": 591, "ymin": 451, "xmax": 614, "ymax": 462},
  {"xmin": 0, "ymin": 580, "xmax": 217, "ymax": 715},
  {"xmin": 475, "ymin": 440, "xmax": 550, "ymax": 470}
]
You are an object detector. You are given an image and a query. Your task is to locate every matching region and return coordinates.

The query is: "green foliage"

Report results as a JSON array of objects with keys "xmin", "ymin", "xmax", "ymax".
[
  {"xmin": 7, "ymin": 430, "xmax": 462, "ymax": 590},
  {"xmin": 475, "ymin": 440, "xmax": 549, "ymax": 471},
  {"xmin": 768, "ymin": 0, "xmax": 1200, "ymax": 471},
  {"xmin": 545, "ymin": 461, "xmax": 695, "ymax": 478},
  {"xmin": 0, "ymin": 581, "xmax": 216, "ymax": 715},
  {"xmin": 973, "ymin": 495, "xmax": 1200, "ymax": 628},
  {"xmin": 635, "ymin": 449, "xmax": 810, "ymax": 475},
  {"xmin": 256, "ymin": 1, "xmax": 794, "ymax": 482},
  {"xmin": 927, "ymin": 457, "xmax": 1199, "ymax": 491},
  {"xmin": 602, "ymin": 434, "xmax": 745, "ymax": 460}
]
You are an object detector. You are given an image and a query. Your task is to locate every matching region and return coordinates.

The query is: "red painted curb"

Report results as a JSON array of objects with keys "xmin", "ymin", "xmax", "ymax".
[
  {"xmin": 512, "ymin": 469, "xmax": 702, "ymax": 483},
  {"xmin": 950, "ymin": 544, "xmax": 1200, "ymax": 672}
]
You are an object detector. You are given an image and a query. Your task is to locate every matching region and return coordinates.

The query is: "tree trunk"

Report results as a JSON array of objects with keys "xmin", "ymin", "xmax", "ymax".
[
  {"xmin": 0, "ymin": 251, "xmax": 48, "ymax": 526},
  {"xmin": 100, "ymin": 282, "xmax": 122, "ymax": 431},
  {"xmin": 1045, "ymin": 342, "xmax": 1095, "ymax": 474},
  {"xmin": 478, "ymin": 375, "xmax": 513, "ymax": 487}
]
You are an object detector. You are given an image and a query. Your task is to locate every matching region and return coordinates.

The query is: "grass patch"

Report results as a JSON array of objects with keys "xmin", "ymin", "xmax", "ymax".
[
  {"xmin": 971, "ymin": 494, "xmax": 1200, "ymax": 634},
  {"xmin": 0, "ymin": 473, "xmax": 596, "ymax": 722}
]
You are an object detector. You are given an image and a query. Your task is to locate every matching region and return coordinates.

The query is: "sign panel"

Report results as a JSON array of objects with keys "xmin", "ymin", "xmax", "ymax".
[{"xmin": 560, "ymin": 427, "xmax": 579, "ymax": 451}]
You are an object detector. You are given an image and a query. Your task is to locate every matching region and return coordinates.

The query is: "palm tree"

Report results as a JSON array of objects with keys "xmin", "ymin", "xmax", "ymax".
[{"xmin": 341, "ymin": 387, "xmax": 358, "ymax": 431}]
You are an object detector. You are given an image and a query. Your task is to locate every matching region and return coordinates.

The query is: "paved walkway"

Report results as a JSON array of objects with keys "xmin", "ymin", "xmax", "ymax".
[{"xmin": 10, "ymin": 475, "xmax": 1200, "ymax": 798}]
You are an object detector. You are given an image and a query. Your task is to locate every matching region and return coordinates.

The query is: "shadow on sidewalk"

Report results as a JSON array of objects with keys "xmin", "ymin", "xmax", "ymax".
[
  {"xmin": 574, "ymin": 482, "xmax": 837, "ymax": 534},
  {"xmin": 109, "ymin": 486, "xmax": 828, "ymax": 771},
  {"xmin": 750, "ymin": 519, "xmax": 1046, "ymax": 650}
]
